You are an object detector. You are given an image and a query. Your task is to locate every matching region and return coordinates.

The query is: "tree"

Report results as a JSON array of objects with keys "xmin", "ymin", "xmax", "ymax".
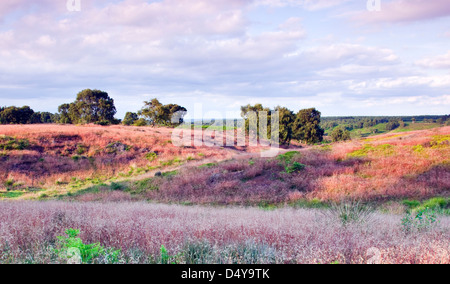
[
  {"xmin": 275, "ymin": 106, "xmax": 295, "ymax": 145},
  {"xmin": 58, "ymin": 103, "xmax": 72, "ymax": 124},
  {"xmin": 331, "ymin": 127, "xmax": 351, "ymax": 142},
  {"xmin": 386, "ymin": 121, "xmax": 400, "ymax": 131},
  {"xmin": 58, "ymin": 89, "xmax": 117, "ymax": 124},
  {"xmin": 240, "ymin": 104, "xmax": 272, "ymax": 139},
  {"xmin": 123, "ymin": 112, "xmax": 139, "ymax": 126},
  {"xmin": 292, "ymin": 108, "xmax": 324, "ymax": 144},
  {"xmin": 139, "ymin": 98, "xmax": 187, "ymax": 127},
  {"xmin": 0, "ymin": 106, "xmax": 34, "ymax": 124}
]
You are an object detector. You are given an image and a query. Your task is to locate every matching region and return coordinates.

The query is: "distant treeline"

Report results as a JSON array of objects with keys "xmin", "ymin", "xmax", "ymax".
[
  {"xmin": 0, "ymin": 106, "xmax": 60, "ymax": 124},
  {"xmin": 1, "ymin": 89, "xmax": 187, "ymax": 127},
  {"xmin": 321, "ymin": 115, "xmax": 450, "ymax": 131}
]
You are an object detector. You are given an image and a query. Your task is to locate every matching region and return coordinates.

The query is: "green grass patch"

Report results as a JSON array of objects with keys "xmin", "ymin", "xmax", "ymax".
[
  {"xmin": 348, "ymin": 144, "xmax": 395, "ymax": 158},
  {"xmin": 402, "ymin": 197, "xmax": 450, "ymax": 215},
  {"xmin": 126, "ymin": 179, "xmax": 158, "ymax": 194},
  {"xmin": 290, "ymin": 198, "xmax": 329, "ymax": 209},
  {"xmin": 430, "ymin": 135, "xmax": 450, "ymax": 149},
  {"xmin": 277, "ymin": 151, "xmax": 299, "ymax": 164},
  {"xmin": 0, "ymin": 191, "xmax": 25, "ymax": 199},
  {"xmin": 0, "ymin": 136, "xmax": 30, "ymax": 151},
  {"xmin": 199, "ymin": 163, "xmax": 217, "ymax": 169},
  {"xmin": 160, "ymin": 157, "xmax": 182, "ymax": 167}
]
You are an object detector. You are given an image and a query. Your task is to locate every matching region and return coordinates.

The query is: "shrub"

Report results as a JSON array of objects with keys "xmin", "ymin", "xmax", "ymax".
[
  {"xmin": 145, "ymin": 152, "xmax": 158, "ymax": 162},
  {"xmin": 324, "ymin": 201, "xmax": 374, "ymax": 226},
  {"xmin": 110, "ymin": 182, "xmax": 124, "ymax": 191},
  {"xmin": 401, "ymin": 207, "xmax": 439, "ymax": 233},
  {"xmin": 0, "ymin": 136, "xmax": 30, "ymax": 151},
  {"xmin": 95, "ymin": 120, "xmax": 111, "ymax": 126},
  {"xmin": 55, "ymin": 228, "xmax": 121, "ymax": 264},
  {"xmin": 285, "ymin": 162, "xmax": 306, "ymax": 174}
]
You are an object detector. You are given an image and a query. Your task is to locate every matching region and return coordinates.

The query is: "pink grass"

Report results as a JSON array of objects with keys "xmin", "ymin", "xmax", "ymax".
[{"xmin": 0, "ymin": 201, "xmax": 448, "ymax": 264}]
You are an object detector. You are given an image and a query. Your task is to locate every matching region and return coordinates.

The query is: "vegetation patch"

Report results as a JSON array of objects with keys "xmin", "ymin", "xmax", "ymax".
[
  {"xmin": 0, "ymin": 191, "xmax": 25, "ymax": 199},
  {"xmin": 348, "ymin": 144, "xmax": 395, "ymax": 158},
  {"xmin": 0, "ymin": 135, "xmax": 30, "ymax": 151},
  {"xmin": 430, "ymin": 135, "xmax": 450, "ymax": 149},
  {"xmin": 198, "ymin": 163, "xmax": 217, "ymax": 169},
  {"xmin": 403, "ymin": 197, "xmax": 450, "ymax": 215}
]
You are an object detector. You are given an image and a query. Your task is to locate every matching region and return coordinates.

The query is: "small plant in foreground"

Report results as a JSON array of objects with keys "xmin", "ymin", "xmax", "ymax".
[
  {"xmin": 159, "ymin": 245, "xmax": 182, "ymax": 264},
  {"xmin": 401, "ymin": 207, "xmax": 439, "ymax": 233},
  {"xmin": 55, "ymin": 228, "xmax": 121, "ymax": 264},
  {"xmin": 324, "ymin": 201, "xmax": 374, "ymax": 226}
]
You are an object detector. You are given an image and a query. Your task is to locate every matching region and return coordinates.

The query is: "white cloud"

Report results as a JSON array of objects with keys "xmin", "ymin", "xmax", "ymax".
[
  {"xmin": 416, "ymin": 51, "xmax": 450, "ymax": 69},
  {"xmin": 253, "ymin": 0, "xmax": 350, "ymax": 10},
  {"xmin": 352, "ymin": 0, "xmax": 450, "ymax": 24}
]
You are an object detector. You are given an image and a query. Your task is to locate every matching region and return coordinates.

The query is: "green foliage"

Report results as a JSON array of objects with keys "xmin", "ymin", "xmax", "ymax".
[
  {"xmin": 277, "ymin": 151, "xmax": 298, "ymax": 164},
  {"xmin": 385, "ymin": 120, "xmax": 400, "ymax": 131},
  {"xmin": 123, "ymin": 112, "xmax": 139, "ymax": 126},
  {"xmin": 110, "ymin": 182, "xmax": 124, "ymax": 191},
  {"xmin": 240, "ymin": 105, "xmax": 324, "ymax": 145},
  {"xmin": 55, "ymin": 229, "xmax": 121, "ymax": 264},
  {"xmin": 285, "ymin": 162, "xmax": 306, "ymax": 174},
  {"xmin": 292, "ymin": 108, "xmax": 324, "ymax": 145},
  {"xmin": 0, "ymin": 106, "xmax": 34, "ymax": 124},
  {"xmin": 412, "ymin": 145, "xmax": 425, "ymax": 154},
  {"xmin": 277, "ymin": 152, "xmax": 305, "ymax": 174},
  {"xmin": 403, "ymin": 197, "xmax": 450, "ymax": 215},
  {"xmin": 0, "ymin": 136, "xmax": 30, "ymax": 151},
  {"xmin": 159, "ymin": 245, "xmax": 182, "ymax": 264},
  {"xmin": 95, "ymin": 120, "xmax": 111, "ymax": 126},
  {"xmin": 324, "ymin": 201, "xmax": 374, "ymax": 226},
  {"xmin": 401, "ymin": 208, "xmax": 439, "ymax": 233},
  {"xmin": 133, "ymin": 118, "xmax": 148, "ymax": 126},
  {"xmin": 199, "ymin": 163, "xmax": 217, "ymax": 168},
  {"xmin": 291, "ymin": 198, "xmax": 328, "ymax": 209},
  {"xmin": 139, "ymin": 98, "xmax": 187, "ymax": 127},
  {"xmin": 430, "ymin": 135, "xmax": 450, "ymax": 149},
  {"xmin": 0, "ymin": 191, "xmax": 24, "ymax": 199},
  {"xmin": 402, "ymin": 200, "xmax": 421, "ymax": 209},
  {"xmin": 348, "ymin": 144, "xmax": 395, "ymax": 158},
  {"xmin": 76, "ymin": 144, "xmax": 87, "ymax": 155},
  {"xmin": 145, "ymin": 152, "xmax": 158, "ymax": 162},
  {"xmin": 330, "ymin": 127, "xmax": 351, "ymax": 142},
  {"xmin": 58, "ymin": 89, "xmax": 117, "ymax": 124},
  {"xmin": 275, "ymin": 106, "xmax": 295, "ymax": 145}
]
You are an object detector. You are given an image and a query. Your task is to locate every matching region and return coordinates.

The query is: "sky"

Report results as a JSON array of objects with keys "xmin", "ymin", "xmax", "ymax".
[{"xmin": 0, "ymin": 0, "xmax": 449, "ymax": 119}]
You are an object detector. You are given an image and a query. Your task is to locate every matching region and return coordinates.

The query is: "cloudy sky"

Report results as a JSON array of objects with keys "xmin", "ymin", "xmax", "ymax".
[{"xmin": 1, "ymin": 0, "xmax": 449, "ymax": 119}]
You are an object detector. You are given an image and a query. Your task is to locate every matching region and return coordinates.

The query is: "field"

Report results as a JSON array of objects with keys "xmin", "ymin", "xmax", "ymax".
[{"xmin": 0, "ymin": 124, "xmax": 449, "ymax": 264}]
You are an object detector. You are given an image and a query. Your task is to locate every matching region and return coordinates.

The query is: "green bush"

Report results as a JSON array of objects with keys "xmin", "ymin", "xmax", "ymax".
[
  {"xmin": 0, "ymin": 136, "xmax": 30, "ymax": 151},
  {"xmin": 285, "ymin": 162, "xmax": 305, "ymax": 174},
  {"xmin": 401, "ymin": 207, "xmax": 439, "ymax": 233},
  {"xmin": 55, "ymin": 229, "xmax": 121, "ymax": 264}
]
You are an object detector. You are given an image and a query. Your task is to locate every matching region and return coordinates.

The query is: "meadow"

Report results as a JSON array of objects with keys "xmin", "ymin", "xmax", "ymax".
[
  {"xmin": 0, "ymin": 124, "xmax": 449, "ymax": 264},
  {"xmin": 0, "ymin": 201, "xmax": 448, "ymax": 264}
]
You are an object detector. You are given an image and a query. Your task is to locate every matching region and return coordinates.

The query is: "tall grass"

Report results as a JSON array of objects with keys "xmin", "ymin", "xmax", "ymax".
[{"xmin": 0, "ymin": 201, "xmax": 448, "ymax": 264}]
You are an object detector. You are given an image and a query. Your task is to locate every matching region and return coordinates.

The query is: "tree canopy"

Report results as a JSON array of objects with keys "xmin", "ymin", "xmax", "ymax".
[
  {"xmin": 240, "ymin": 104, "xmax": 324, "ymax": 145},
  {"xmin": 138, "ymin": 98, "xmax": 187, "ymax": 127},
  {"xmin": 57, "ymin": 89, "xmax": 117, "ymax": 124}
]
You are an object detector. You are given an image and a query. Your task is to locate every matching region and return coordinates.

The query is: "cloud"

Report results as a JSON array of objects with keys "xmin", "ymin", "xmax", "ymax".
[
  {"xmin": 253, "ymin": 0, "xmax": 350, "ymax": 10},
  {"xmin": 0, "ymin": 0, "xmax": 449, "ymax": 117},
  {"xmin": 352, "ymin": 0, "xmax": 450, "ymax": 24},
  {"xmin": 416, "ymin": 51, "xmax": 450, "ymax": 69}
]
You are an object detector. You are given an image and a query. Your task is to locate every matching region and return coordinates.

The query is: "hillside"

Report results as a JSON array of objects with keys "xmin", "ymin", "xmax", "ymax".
[{"xmin": 2, "ymin": 124, "xmax": 447, "ymax": 207}]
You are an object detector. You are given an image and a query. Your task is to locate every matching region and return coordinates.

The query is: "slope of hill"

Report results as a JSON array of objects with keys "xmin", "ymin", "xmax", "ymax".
[{"xmin": 57, "ymin": 126, "xmax": 450, "ymax": 207}]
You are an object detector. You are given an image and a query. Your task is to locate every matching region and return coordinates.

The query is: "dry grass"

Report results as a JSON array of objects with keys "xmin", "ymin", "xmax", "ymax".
[
  {"xmin": 0, "ymin": 201, "xmax": 448, "ymax": 264},
  {"xmin": 0, "ymin": 124, "xmax": 236, "ymax": 190},
  {"xmin": 70, "ymin": 126, "xmax": 449, "ymax": 205}
]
